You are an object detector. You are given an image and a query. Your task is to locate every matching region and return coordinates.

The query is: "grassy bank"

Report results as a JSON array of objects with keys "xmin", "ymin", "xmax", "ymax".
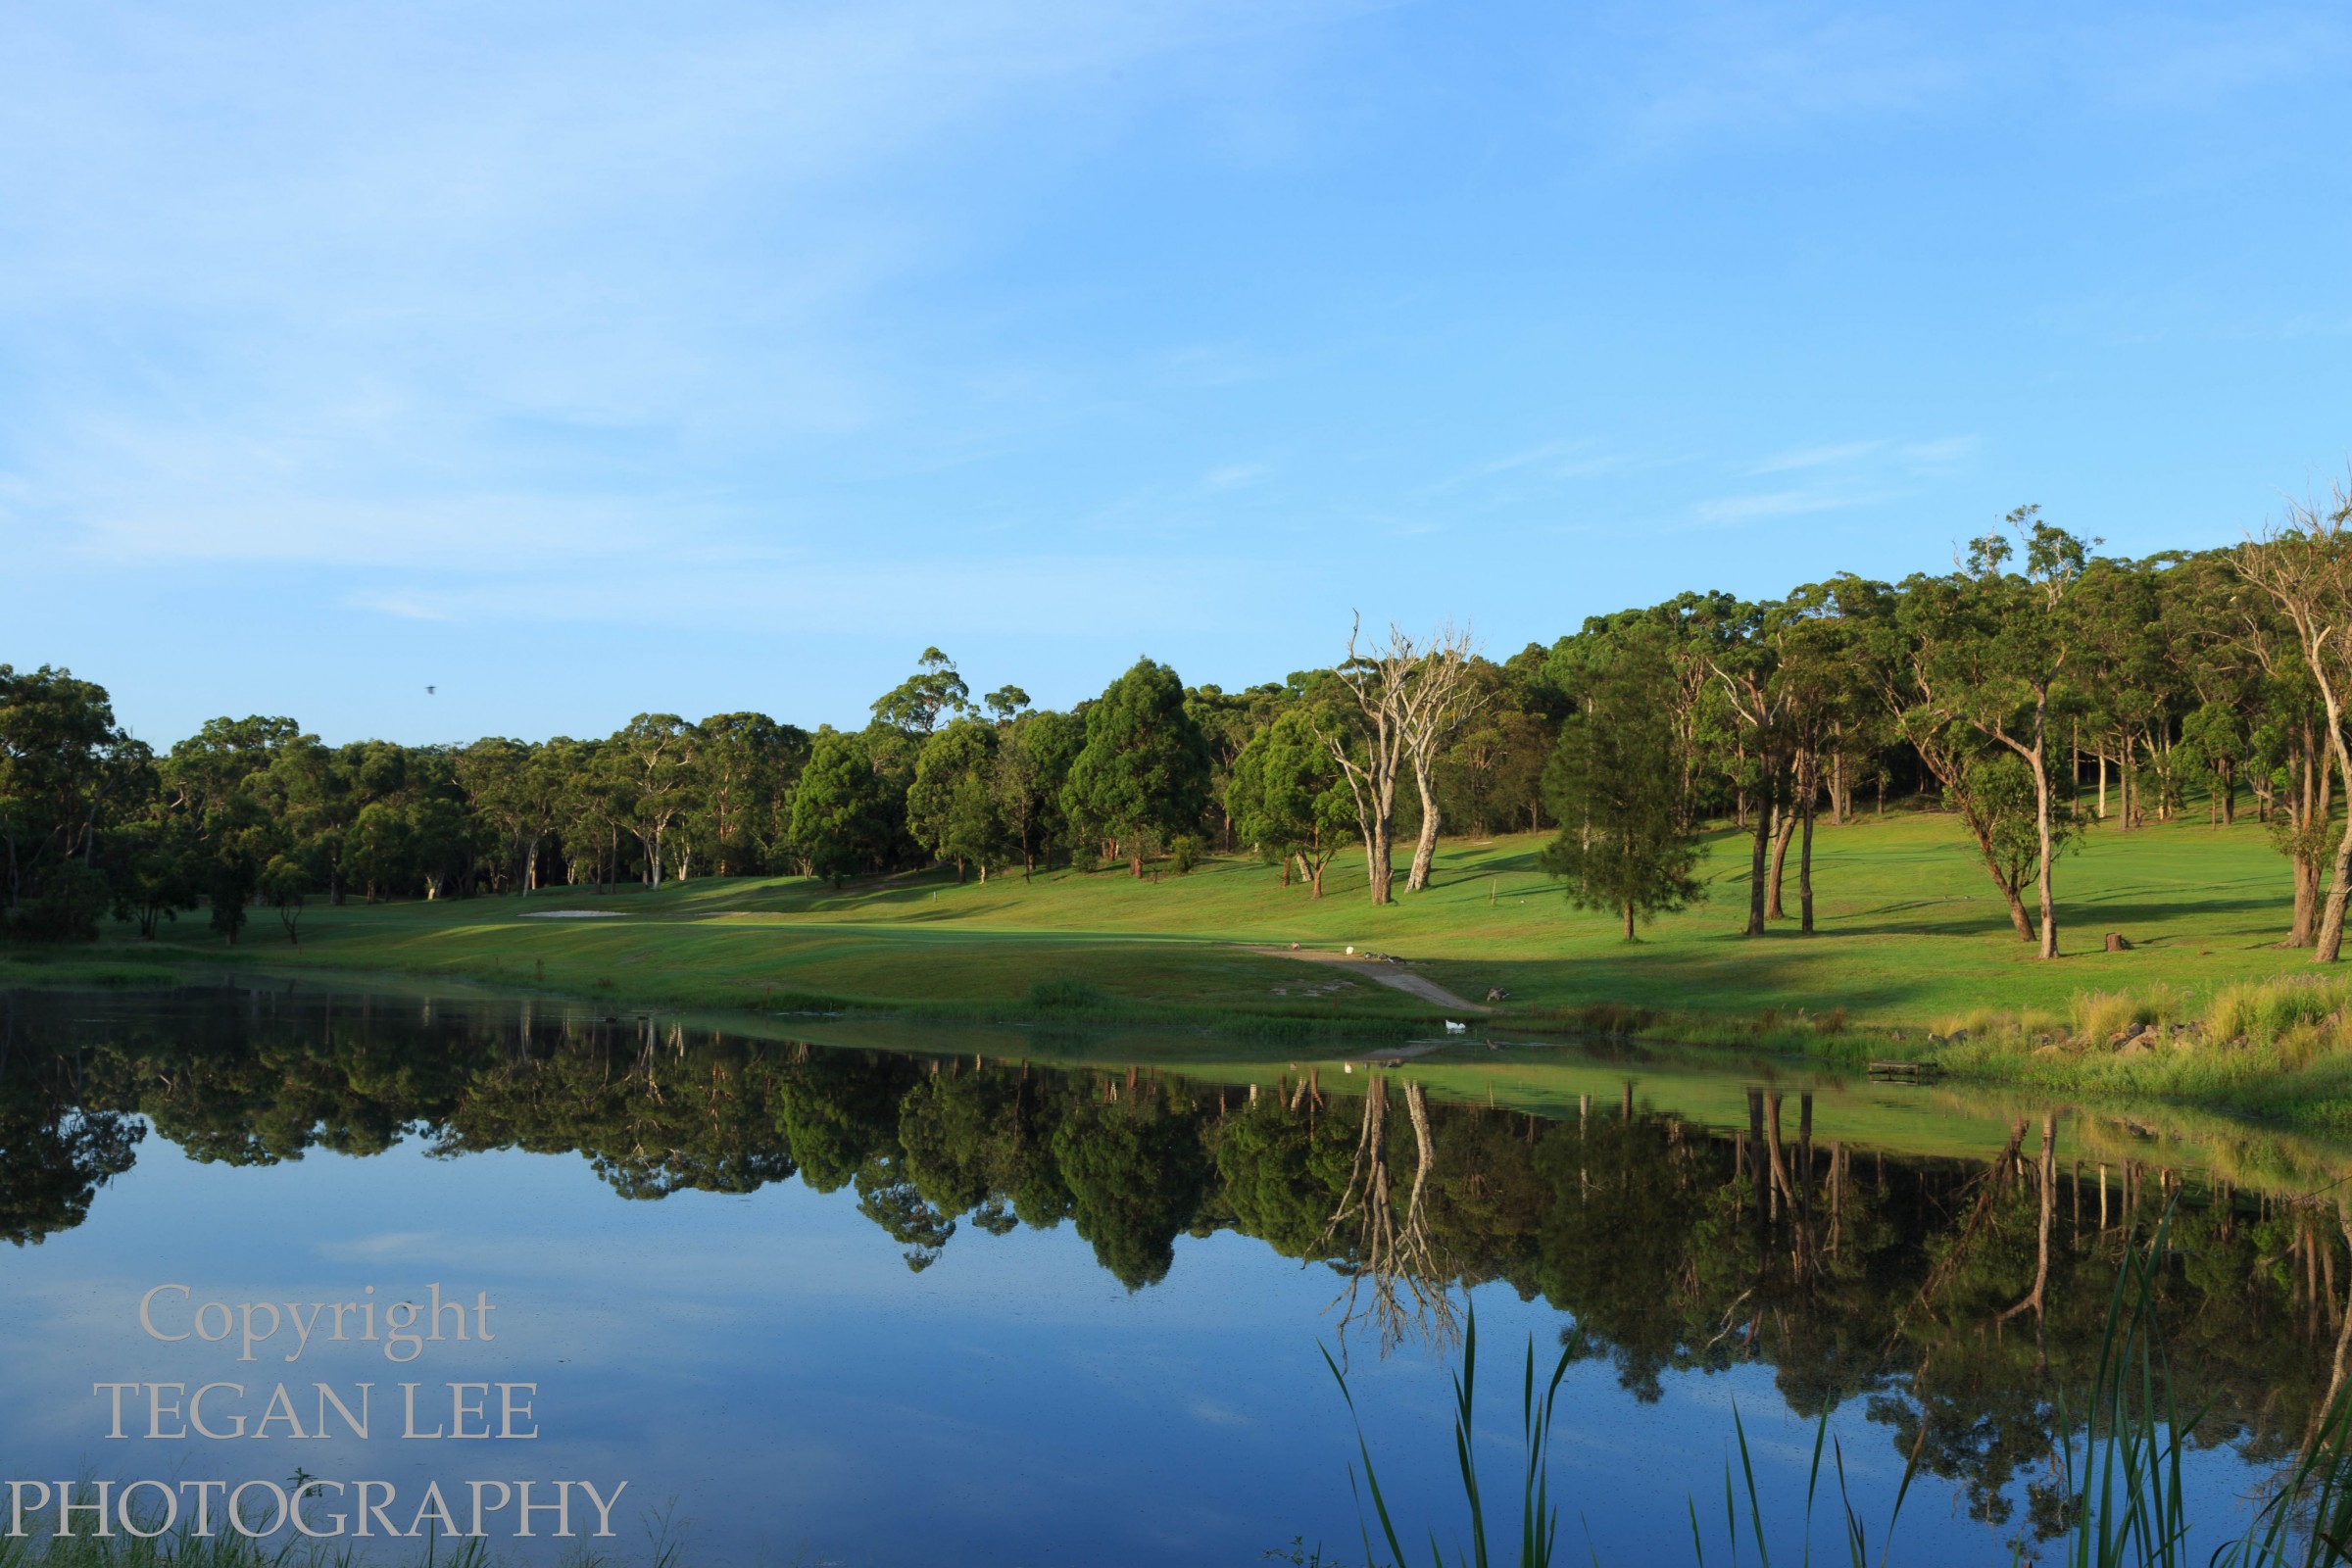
[{"xmin": 20, "ymin": 805, "xmax": 2352, "ymax": 1119}]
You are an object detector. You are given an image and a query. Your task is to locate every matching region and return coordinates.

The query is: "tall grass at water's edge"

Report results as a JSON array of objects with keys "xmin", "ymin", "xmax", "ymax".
[{"xmin": 1320, "ymin": 1215, "xmax": 2352, "ymax": 1568}]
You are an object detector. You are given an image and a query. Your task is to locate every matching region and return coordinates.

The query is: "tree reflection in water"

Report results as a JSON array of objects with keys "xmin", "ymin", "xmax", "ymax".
[{"xmin": 3, "ymin": 985, "xmax": 2350, "ymax": 1543}]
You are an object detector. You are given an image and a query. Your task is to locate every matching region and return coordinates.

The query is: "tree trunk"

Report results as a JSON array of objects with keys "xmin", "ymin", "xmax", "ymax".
[
  {"xmin": 2032, "ymin": 731, "xmax": 2057, "ymax": 959},
  {"xmin": 2320, "ymin": 761, "xmax": 2352, "ymax": 963},
  {"xmin": 1405, "ymin": 760, "xmax": 1441, "ymax": 893},
  {"xmin": 1798, "ymin": 773, "xmax": 1816, "ymax": 936},
  {"xmin": 1766, "ymin": 803, "xmax": 1794, "ymax": 920},
  {"xmin": 2097, "ymin": 744, "xmax": 2108, "ymax": 819},
  {"xmin": 1744, "ymin": 785, "xmax": 1771, "ymax": 937}
]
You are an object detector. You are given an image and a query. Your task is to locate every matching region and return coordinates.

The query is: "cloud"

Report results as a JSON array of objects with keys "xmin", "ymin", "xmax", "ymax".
[
  {"xmin": 318, "ymin": 1231, "xmax": 442, "ymax": 1260},
  {"xmin": 1200, "ymin": 462, "xmax": 1272, "ymax": 491},
  {"xmin": 1689, "ymin": 487, "xmax": 1891, "ymax": 526},
  {"xmin": 1749, "ymin": 440, "xmax": 1884, "ymax": 475}
]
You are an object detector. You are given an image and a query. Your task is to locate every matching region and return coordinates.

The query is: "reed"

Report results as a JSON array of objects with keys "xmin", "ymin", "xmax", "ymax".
[{"xmin": 1319, "ymin": 1218, "xmax": 2352, "ymax": 1567}]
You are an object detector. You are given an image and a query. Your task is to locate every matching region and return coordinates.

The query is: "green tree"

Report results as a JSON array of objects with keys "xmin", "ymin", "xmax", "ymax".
[
  {"xmin": 906, "ymin": 719, "xmax": 1006, "ymax": 881},
  {"xmin": 1227, "ymin": 708, "xmax": 1353, "ymax": 896},
  {"xmin": 0, "ymin": 665, "xmax": 150, "ymax": 940},
  {"xmin": 789, "ymin": 729, "xmax": 895, "ymax": 887},
  {"xmin": 870, "ymin": 648, "xmax": 970, "ymax": 738},
  {"xmin": 1539, "ymin": 637, "xmax": 1708, "ymax": 940},
  {"xmin": 994, "ymin": 709, "xmax": 1081, "ymax": 879},
  {"xmin": 1061, "ymin": 659, "xmax": 1210, "ymax": 878}
]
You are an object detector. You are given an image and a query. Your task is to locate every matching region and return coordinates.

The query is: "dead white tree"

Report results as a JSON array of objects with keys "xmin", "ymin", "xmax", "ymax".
[
  {"xmin": 1316, "ymin": 617, "xmax": 1480, "ymax": 906},
  {"xmin": 1402, "ymin": 624, "xmax": 1484, "ymax": 893},
  {"xmin": 1318, "ymin": 1075, "xmax": 1456, "ymax": 1359}
]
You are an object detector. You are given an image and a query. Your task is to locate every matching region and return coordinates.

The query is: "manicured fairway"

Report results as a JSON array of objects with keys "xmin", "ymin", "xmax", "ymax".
[{"xmin": 24, "ymin": 805, "xmax": 2317, "ymax": 1033}]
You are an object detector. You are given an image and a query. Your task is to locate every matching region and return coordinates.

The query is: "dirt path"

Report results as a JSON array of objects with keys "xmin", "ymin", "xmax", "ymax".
[{"xmin": 1251, "ymin": 947, "xmax": 1493, "ymax": 1013}]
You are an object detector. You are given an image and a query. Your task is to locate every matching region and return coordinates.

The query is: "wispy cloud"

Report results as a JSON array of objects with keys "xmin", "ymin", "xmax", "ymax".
[
  {"xmin": 1749, "ymin": 440, "xmax": 1884, "ymax": 475},
  {"xmin": 1200, "ymin": 461, "xmax": 1273, "ymax": 491},
  {"xmin": 1690, "ymin": 487, "xmax": 1892, "ymax": 526}
]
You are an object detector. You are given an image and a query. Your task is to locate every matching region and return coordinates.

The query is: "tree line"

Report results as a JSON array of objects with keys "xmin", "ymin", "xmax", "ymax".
[{"xmin": 9, "ymin": 475, "xmax": 2352, "ymax": 958}]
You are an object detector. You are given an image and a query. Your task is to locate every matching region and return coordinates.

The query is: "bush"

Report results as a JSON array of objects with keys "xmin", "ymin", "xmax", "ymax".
[{"xmin": 1168, "ymin": 834, "xmax": 1203, "ymax": 874}]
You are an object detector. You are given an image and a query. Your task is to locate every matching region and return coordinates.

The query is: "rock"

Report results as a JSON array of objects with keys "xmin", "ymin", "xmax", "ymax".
[
  {"xmin": 2033, "ymin": 1044, "xmax": 2064, "ymax": 1057},
  {"xmin": 1948, "ymin": 1029, "xmax": 1970, "ymax": 1045},
  {"xmin": 2119, "ymin": 1038, "xmax": 2152, "ymax": 1057},
  {"xmin": 1926, "ymin": 1032, "xmax": 1945, "ymax": 1046}
]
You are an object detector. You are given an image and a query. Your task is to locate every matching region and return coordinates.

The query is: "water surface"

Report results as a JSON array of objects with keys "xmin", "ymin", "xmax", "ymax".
[{"xmin": 0, "ymin": 984, "xmax": 2339, "ymax": 1565}]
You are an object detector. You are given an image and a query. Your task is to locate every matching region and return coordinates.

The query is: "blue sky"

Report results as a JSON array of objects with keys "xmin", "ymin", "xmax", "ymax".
[{"xmin": 4, "ymin": 0, "xmax": 2348, "ymax": 746}]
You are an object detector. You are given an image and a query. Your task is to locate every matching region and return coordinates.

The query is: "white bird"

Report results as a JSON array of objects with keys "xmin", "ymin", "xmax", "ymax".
[{"xmin": 1444, "ymin": 1020, "xmax": 1467, "ymax": 1035}]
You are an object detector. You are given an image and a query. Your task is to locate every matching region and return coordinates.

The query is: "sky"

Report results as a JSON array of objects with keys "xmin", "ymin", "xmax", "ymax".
[{"xmin": 3, "ymin": 0, "xmax": 2348, "ymax": 747}]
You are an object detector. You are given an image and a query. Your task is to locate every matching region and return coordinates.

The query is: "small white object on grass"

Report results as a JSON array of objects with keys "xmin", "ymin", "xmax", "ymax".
[{"xmin": 1345, "ymin": 945, "xmax": 1354, "ymax": 955}]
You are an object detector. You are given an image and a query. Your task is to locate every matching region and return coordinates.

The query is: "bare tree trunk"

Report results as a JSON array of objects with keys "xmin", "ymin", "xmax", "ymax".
[
  {"xmin": 1766, "ymin": 803, "xmax": 1794, "ymax": 920},
  {"xmin": 2000, "ymin": 1113, "xmax": 2057, "ymax": 1325},
  {"xmin": 1798, "ymin": 765, "xmax": 1817, "ymax": 936},
  {"xmin": 1744, "ymin": 784, "xmax": 1771, "ymax": 937},
  {"xmin": 2033, "ymin": 729, "xmax": 2058, "ymax": 958},
  {"xmin": 1406, "ymin": 756, "xmax": 1442, "ymax": 893}
]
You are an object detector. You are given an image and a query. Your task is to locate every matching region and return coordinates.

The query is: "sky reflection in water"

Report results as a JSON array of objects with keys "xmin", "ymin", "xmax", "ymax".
[{"xmin": 0, "ymin": 987, "xmax": 2313, "ymax": 1565}]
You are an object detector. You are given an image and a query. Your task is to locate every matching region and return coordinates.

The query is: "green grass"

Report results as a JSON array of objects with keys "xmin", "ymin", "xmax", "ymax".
[{"xmin": 34, "ymin": 803, "xmax": 2352, "ymax": 1119}]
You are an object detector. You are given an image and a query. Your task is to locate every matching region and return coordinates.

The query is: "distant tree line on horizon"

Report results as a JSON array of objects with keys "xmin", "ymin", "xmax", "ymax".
[{"xmin": 7, "ymin": 472, "xmax": 2352, "ymax": 960}]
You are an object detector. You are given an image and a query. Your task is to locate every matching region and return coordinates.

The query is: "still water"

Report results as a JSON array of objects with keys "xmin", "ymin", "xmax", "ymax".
[{"xmin": 0, "ymin": 982, "xmax": 2342, "ymax": 1565}]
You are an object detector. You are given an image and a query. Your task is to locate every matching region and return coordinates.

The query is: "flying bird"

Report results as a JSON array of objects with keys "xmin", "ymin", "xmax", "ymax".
[{"xmin": 425, "ymin": 686, "xmax": 436, "ymax": 696}]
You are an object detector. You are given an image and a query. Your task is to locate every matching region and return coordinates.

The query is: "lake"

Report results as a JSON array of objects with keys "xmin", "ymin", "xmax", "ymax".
[{"xmin": 0, "ymin": 981, "xmax": 2340, "ymax": 1565}]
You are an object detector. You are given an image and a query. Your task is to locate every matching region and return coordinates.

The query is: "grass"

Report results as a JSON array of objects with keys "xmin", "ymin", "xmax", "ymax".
[{"xmin": 27, "ymin": 802, "xmax": 2352, "ymax": 1119}]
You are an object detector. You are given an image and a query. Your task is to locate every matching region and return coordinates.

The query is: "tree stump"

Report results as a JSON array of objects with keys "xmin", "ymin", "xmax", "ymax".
[{"xmin": 2104, "ymin": 932, "xmax": 2132, "ymax": 952}]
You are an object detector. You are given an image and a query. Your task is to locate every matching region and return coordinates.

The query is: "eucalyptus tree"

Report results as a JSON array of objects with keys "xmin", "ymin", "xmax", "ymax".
[
  {"xmin": 1060, "ymin": 659, "xmax": 1210, "ymax": 878},
  {"xmin": 2237, "ymin": 472, "xmax": 2352, "ymax": 960},
  {"xmin": 1539, "ymin": 628, "xmax": 1708, "ymax": 940},
  {"xmin": 0, "ymin": 665, "xmax": 151, "ymax": 940},
  {"xmin": 1398, "ymin": 624, "xmax": 1483, "ymax": 893},
  {"xmin": 1701, "ymin": 600, "xmax": 1784, "ymax": 936},
  {"xmin": 1227, "ymin": 707, "xmax": 1353, "ymax": 896},
  {"xmin": 454, "ymin": 738, "xmax": 534, "ymax": 894},
  {"xmin": 981, "ymin": 685, "xmax": 1031, "ymax": 723},
  {"xmin": 163, "ymin": 716, "xmax": 306, "ymax": 944},
  {"xmin": 1766, "ymin": 584, "xmax": 1868, "ymax": 934},
  {"xmin": 993, "ymin": 708, "xmax": 1080, "ymax": 879},
  {"xmin": 1843, "ymin": 574, "xmax": 2038, "ymax": 943},
  {"xmin": 1185, "ymin": 682, "xmax": 1282, "ymax": 853},
  {"xmin": 691, "ymin": 713, "xmax": 808, "ymax": 877},
  {"xmin": 790, "ymin": 728, "xmax": 897, "ymax": 887},
  {"xmin": 1314, "ymin": 619, "xmax": 1479, "ymax": 906},
  {"xmin": 1912, "ymin": 512, "xmax": 2096, "ymax": 959},
  {"xmin": 906, "ymin": 718, "xmax": 1007, "ymax": 881},
  {"xmin": 612, "ymin": 713, "xmax": 692, "ymax": 885},
  {"xmin": 870, "ymin": 647, "xmax": 971, "ymax": 737}
]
